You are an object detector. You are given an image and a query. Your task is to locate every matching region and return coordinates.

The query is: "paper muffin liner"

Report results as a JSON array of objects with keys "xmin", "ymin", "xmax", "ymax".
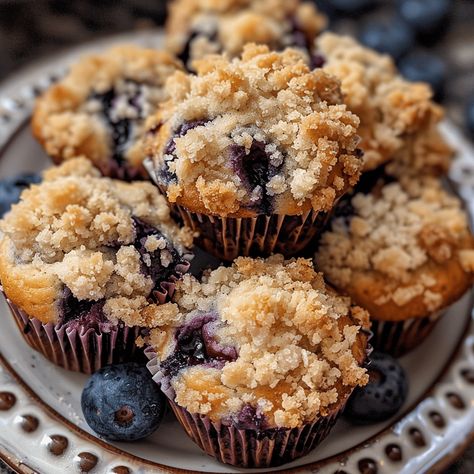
[
  {"xmin": 145, "ymin": 347, "xmax": 357, "ymax": 468},
  {"xmin": 2, "ymin": 260, "xmax": 191, "ymax": 374},
  {"xmin": 370, "ymin": 309, "xmax": 444, "ymax": 358}
]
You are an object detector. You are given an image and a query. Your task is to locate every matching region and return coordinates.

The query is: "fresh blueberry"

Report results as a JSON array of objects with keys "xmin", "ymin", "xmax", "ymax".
[
  {"xmin": 359, "ymin": 18, "xmax": 415, "ymax": 60},
  {"xmin": 326, "ymin": 0, "xmax": 377, "ymax": 15},
  {"xmin": 399, "ymin": 52, "xmax": 446, "ymax": 100},
  {"xmin": 81, "ymin": 363, "xmax": 165, "ymax": 442},
  {"xmin": 344, "ymin": 352, "xmax": 408, "ymax": 424},
  {"xmin": 397, "ymin": 0, "xmax": 451, "ymax": 40},
  {"xmin": 0, "ymin": 172, "xmax": 41, "ymax": 217},
  {"xmin": 466, "ymin": 97, "xmax": 474, "ymax": 138}
]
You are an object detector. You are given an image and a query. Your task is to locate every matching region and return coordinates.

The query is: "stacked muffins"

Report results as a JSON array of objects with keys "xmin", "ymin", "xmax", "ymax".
[{"xmin": 0, "ymin": 0, "xmax": 473, "ymax": 468}]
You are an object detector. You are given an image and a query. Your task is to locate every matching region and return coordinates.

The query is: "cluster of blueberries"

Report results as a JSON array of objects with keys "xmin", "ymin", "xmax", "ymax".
[{"xmin": 316, "ymin": 0, "xmax": 474, "ymax": 135}]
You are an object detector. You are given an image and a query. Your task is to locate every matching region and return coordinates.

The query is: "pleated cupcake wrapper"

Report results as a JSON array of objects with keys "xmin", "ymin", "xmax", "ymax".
[
  {"xmin": 145, "ymin": 348, "xmax": 351, "ymax": 468},
  {"xmin": 168, "ymin": 399, "xmax": 342, "ymax": 468},
  {"xmin": 370, "ymin": 309, "xmax": 444, "ymax": 358},
  {"xmin": 2, "ymin": 260, "xmax": 190, "ymax": 374}
]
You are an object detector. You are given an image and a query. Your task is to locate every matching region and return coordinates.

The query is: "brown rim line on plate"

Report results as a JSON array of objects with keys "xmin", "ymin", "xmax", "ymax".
[{"xmin": 1, "ymin": 31, "xmax": 474, "ymax": 474}]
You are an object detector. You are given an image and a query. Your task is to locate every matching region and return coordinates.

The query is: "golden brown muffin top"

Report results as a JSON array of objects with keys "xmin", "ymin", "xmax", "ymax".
[
  {"xmin": 146, "ymin": 44, "xmax": 363, "ymax": 217},
  {"xmin": 316, "ymin": 177, "xmax": 474, "ymax": 320},
  {"xmin": 166, "ymin": 0, "xmax": 326, "ymax": 69},
  {"xmin": 0, "ymin": 158, "xmax": 193, "ymax": 325},
  {"xmin": 318, "ymin": 33, "xmax": 453, "ymax": 173},
  {"xmin": 145, "ymin": 255, "xmax": 369, "ymax": 428},
  {"xmin": 32, "ymin": 45, "xmax": 182, "ymax": 175}
]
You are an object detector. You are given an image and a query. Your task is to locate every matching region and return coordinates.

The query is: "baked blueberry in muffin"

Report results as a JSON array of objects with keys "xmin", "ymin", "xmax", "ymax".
[
  {"xmin": 145, "ymin": 44, "xmax": 363, "ymax": 259},
  {"xmin": 32, "ymin": 46, "xmax": 182, "ymax": 180},
  {"xmin": 145, "ymin": 255, "xmax": 370, "ymax": 467},
  {"xmin": 165, "ymin": 0, "xmax": 327, "ymax": 70},
  {"xmin": 315, "ymin": 175, "xmax": 474, "ymax": 356},
  {"xmin": 317, "ymin": 33, "xmax": 453, "ymax": 174},
  {"xmin": 0, "ymin": 158, "xmax": 193, "ymax": 372}
]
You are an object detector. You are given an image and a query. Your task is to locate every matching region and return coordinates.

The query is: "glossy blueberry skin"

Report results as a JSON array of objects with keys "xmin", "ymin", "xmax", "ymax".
[
  {"xmin": 397, "ymin": 0, "xmax": 451, "ymax": 38},
  {"xmin": 399, "ymin": 52, "xmax": 446, "ymax": 100},
  {"xmin": 466, "ymin": 98, "xmax": 474, "ymax": 139},
  {"xmin": 359, "ymin": 18, "xmax": 415, "ymax": 60},
  {"xmin": 81, "ymin": 363, "xmax": 165, "ymax": 442},
  {"xmin": 344, "ymin": 352, "xmax": 408, "ymax": 424},
  {"xmin": 0, "ymin": 172, "xmax": 41, "ymax": 217}
]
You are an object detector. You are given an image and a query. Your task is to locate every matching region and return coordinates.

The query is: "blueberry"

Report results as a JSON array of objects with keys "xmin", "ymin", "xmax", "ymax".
[
  {"xmin": 81, "ymin": 363, "xmax": 165, "ymax": 441},
  {"xmin": 399, "ymin": 52, "xmax": 446, "ymax": 101},
  {"xmin": 359, "ymin": 18, "xmax": 415, "ymax": 60},
  {"xmin": 344, "ymin": 352, "xmax": 408, "ymax": 424},
  {"xmin": 398, "ymin": 0, "xmax": 451, "ymax": 40},
  {"xmin": 326, "ymin": 0, "xmax": 377, "ymax": 15},
  {"xmin": 466, "ymin": 97, "xmax": 474, "ymax": 138},
  {"xmin": 0, "ymin": 172, "xmax": 41, "ymax": 217}
]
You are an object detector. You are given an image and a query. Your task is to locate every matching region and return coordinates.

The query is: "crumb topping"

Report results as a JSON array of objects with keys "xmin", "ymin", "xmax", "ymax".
[
  {"xmin": 32, "ymin": 46, "xmax": 182, "ymax": 172},
  {"xmin": 316, "ymin": 177, "xmax": 474, "ymax": 314},
  {"xmin": 147, "ymin": 255, "xmax": 369, "ymax": 428},
  {"xmin": 0, "ymin": 158, "xmax": 193, "ymax": 325},
  {"xmin": 166, "ymin": 0, "xmax": 326, "ymax": 68},
  {"xmin": 318, "ymin": 33, "xmax": 452, "ymax": 173},
  {"xmin": 147, "ymin": 44, "xmax": 362, "ymax": 216}
]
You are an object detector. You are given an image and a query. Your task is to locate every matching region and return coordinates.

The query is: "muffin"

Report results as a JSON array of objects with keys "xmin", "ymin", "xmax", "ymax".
[
  {"xmin": 32, "ymin": 46, "xmax": 182, "ymax": 180},
  {"xmin": 145, "ymin": 44, "xmax": 363, "ymax": 261},
  {"xmin": 165, "ymin": 0, "xmax": 326, "ymax": 70},
  {"xmin": 317, "ymin": 33, "xmax": 453, "ymax": 174},
  {"xmin": 144, "ymin": 255, "xmax": 370, "ymax": 467},
  {"xmin": 315, "ymin": 176, "xmax": 474, "ymax": 356},
  {"xmin": 0, "ymin": 158, "xmax": 193, "ymax": 373}
]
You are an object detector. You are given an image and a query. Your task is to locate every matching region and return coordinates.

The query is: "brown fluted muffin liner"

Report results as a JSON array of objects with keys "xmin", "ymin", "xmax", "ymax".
[
  {"xmin": 370, "ymin": 309, "xmax": 444, "ymax": 358},
  {"xmin": 2, "ymin": 260, "xmax": 190, "ymax": 374},
  {"xmin": 167, "ymin": 399, "xmax": 342, "ymax": 468}
]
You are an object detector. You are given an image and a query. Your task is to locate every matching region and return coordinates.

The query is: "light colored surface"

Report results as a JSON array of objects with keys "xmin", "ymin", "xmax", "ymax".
[{"xmin": 0, "ymin": 31, "xmax": 474, "ymax": 473}]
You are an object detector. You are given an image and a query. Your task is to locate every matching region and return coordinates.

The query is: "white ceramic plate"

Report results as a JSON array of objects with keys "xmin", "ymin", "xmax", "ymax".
[{"xmin": 1, "ymin": 31, "xmax": 474, "ymax": 474}]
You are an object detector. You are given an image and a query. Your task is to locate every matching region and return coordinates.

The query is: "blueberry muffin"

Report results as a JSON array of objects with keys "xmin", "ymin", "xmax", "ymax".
[
  {"xmin": 145, "ymin": 255, "xmax": 370, "ymax": 467},
  {"xmin": 0, "ymin": 158, "xmax": 193, "ymax": 373},
  {"xmin": 315, "ymin": 176, "xmax": 474, "ymax": 356},
  {"xmin": 317, "ymin": 33, "xmax": 453, "ymax": 174},
  {"xmin": 32, "ymin": 46, "xmax": 182, "ymax": 180},
  {"xmin": 165, "ymin": 0, "xmax": 326, "ymax": 70},
  {"xmin": 145, "ymin": 44, "xmax": 362, "ymax": 260}
]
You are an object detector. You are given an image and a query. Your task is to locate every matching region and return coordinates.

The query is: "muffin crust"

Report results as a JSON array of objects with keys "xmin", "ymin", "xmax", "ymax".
[
  {"xmin": 145, "ymin": 256, "xmax": 369, "ymax": 428},
  {"xmin": 0, "ymin": 158, "xmax": 193, "ymax": 325},
  {"xmin": 147, "ymin": 44, "xmax": 362, "ymax": 217},
  {"xmin": 318, "ymin": 33, "xmax": 453, "ymax": 173},
  {"xmin": 316, "ymin": 177, "xmax": 474, "ymax": 321},
  {"xmin": 32, "ymin": 46, "xmax": 182, "ymax": 178}
]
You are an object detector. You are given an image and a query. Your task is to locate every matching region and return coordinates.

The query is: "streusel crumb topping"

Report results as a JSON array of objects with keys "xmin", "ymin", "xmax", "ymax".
[
  {"xmin": 316, "ymin": 177, "xmax": 474, "ymax": 311},
  {"xmin": 318, "ymin": 33, "xmax": 452, "ymax": 173},
  {"xmin": 32, "ymin": 46, "xmax": 182, "ymax": 172},
  {"xmin": 166, "ymin": 0, "xmax": 326, "ymax": 68},
  {"xmin": 147, "ymin": 44, "xmax": 362, "ymax": 216},
  {"xmin": 0, "ymin": 158, "xmax": 192, "ymax": 325},
  {"xmin": 147, "ymin": 255, "xmax": 369, "ymax": 428}
]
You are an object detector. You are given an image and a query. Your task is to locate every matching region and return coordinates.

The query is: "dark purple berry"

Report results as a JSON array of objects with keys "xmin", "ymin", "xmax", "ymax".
[
  {"xmin": 326, "ymin": 0, "xmax": 377, "ymax": 15},
  {"xmin": 344, "ymin": 352, "xmax": 408, "ymax": 424},
  {"xmin": 58, "ymin": 287, "xmax": 105, "ymax": 327},
  {"xmin": 399, "ymin": 52, "xmax": 446, "ymax": 101},
  {"xmin": 0, "ymin": 172, "xmax": 41, "ymax": 217},
  {"xmin": 81, "ymin": 363, "xmax": 165, "ymax": 442},
  {"xmin": 359, "ymin": 18, "xmax": 415, "ymax": 60},
  {"xmin": 397, "ymin": 0, "xmax": 451, "ymax": 41}
]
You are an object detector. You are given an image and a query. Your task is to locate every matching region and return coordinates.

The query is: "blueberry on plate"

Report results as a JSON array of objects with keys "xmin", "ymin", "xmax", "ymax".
[
  {"xmin": 399, "ymin": 52, "xmax": 446, "ymax": 101},
  {"xmin": 466, "ymin": 97, "xmax": 474, "ymax": 138},
  {"xmin": 0, "ymin": 172, "xmax": 41, "ymax": 217},
  {"xmin": 344, "ymin": 352, "xmax": 408, "ymax": 424},
  {"xmin": 397, "ymin": 0, "xmax": 451, "ymax": 40},
  {"xmin": 81, "ymin": 363, "xmax": 165, "ymax": 442},
  {"xmin": 359, "ymin": 18, "xmax": 415, "ymax": 61}
]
